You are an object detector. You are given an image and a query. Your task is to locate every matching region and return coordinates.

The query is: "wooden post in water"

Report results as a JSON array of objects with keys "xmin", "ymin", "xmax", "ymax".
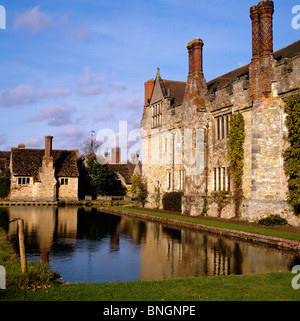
[{"xmin": 18, "ymin": 219, "xmax": 27, "ymax": 274}]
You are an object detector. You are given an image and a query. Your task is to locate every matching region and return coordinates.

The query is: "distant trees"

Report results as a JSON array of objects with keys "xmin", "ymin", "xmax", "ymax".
[{"xmin": 84, "ymin": 157, "xmax": 118, "ymax": 198}]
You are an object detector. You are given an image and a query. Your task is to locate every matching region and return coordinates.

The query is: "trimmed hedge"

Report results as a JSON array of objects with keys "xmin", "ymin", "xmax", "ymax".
[
  {"xmin": 162, "ymin": 192, "xmax": 183, "ymax": 212},
  {"xmin": 258, "ymin": 214, "xmax": 289, "ymax": 227}
]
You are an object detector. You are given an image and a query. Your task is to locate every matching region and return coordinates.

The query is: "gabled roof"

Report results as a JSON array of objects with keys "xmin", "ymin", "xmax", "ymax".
[
  {"xmin": 150, "ymin": 70, "xmax": 186, "ymax": 107},
  {"xmin": 11, "ymin": 148, "xmax": 79, "ymax": 181},
  {"xmin": 107, "ymin": 162, "xmax": 136, "ymax": 184}
]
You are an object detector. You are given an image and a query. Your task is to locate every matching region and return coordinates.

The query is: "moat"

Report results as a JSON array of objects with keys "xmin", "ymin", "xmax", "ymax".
[{"xmin": 0, "ymin": 206, "xmax": 299, "ymax": 283}]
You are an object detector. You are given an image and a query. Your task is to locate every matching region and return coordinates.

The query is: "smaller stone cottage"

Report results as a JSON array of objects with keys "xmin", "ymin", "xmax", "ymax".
[
  {"xmin": 8, "ymin": 136, "xmax": 79, "ymax": 202},
  {"xmin": 105, "ymin": 148, "xmax": 142, "ymax": 194}
]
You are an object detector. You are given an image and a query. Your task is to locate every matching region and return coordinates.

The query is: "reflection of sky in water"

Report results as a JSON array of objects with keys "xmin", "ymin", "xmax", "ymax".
[
  {"xmin": 51, "ymin": 238, "xmax": 141, "ymax": 283},
  {"xmin": 1, "ymin": 206, "xmax": 299, "ymax": 283}
]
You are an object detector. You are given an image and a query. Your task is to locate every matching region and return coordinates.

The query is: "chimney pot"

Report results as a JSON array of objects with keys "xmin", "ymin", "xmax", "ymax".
[
  {"xmin": 44, "ymin": 136, "xmax": 53, "ymax": 158},
  {"xmin": 187, "ymin": 38, "xmax": 204, "ymax": 77},
  {"xmin": 18, "ymin": 143, "xmax": 25, "ymax": 149}
]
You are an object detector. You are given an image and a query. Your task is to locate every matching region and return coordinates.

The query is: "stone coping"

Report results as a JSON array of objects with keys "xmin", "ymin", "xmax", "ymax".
[{"xmin": 100, "ymin": 207, "xmax": 300, "ymax": 253}]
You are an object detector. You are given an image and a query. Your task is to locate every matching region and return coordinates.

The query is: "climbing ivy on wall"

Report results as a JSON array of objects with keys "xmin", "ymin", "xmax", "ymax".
[
  {"xmin": 227, "ymin": 112, "xmax": 245, "ymax": 218},
  {"xmin": 283, "ymin": 94, "xmax": 300, "ymax": 215}
]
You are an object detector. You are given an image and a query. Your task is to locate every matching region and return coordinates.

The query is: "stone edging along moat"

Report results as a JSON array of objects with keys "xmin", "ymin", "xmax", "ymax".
[{"xmin": 100, "ymin": 207, "xmax": 300, "ymax": 253}]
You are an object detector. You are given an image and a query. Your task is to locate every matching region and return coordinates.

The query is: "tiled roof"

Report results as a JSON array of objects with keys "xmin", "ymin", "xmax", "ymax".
[
  {"xmin": 207, "ymin": 40, "xmax": 300, "ymax": 91},
  {"xmin": 107, "ymin": 162, "xmax": 136, "ymax": 184},
  {"xmin": 11, "ymin": 148, "xmax": 79, "ymax": 181},
  {"xmin": 162, "ymin": 80, "xmax": 186, "ymax": 106}
]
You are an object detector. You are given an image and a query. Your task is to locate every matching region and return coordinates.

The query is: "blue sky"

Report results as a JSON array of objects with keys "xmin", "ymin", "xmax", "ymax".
[{"xmin": 0, "ymin": 0, "xmax": 299, "ymax": 159}]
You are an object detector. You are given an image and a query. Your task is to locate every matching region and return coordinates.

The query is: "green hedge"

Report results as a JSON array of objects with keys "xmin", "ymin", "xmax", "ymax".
[
  {"xmin": 0, "ymin": 177, "xmax": 10, "ymax": 198},
  {"xmin": 258, "ymin": 214, "xmax": 289, "ymax": 227},
  {"xmin": 162, "ymin": 192, "xmax": 183, "ymax": 212}
]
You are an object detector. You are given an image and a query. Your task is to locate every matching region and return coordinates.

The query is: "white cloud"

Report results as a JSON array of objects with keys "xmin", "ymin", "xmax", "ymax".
[
  {"xmin": 23, "ymin": 137, "xmax": 43, "ymax": 148},
  {"xmin": 75, "ymin": 66, "xmax": 106, "ymax": 86},
  {"xmin": 109, "ymin": 82, "xmax": 127, "ymax": 91},
  {"xmin": 77, "ymin": 85, "xmax": 101, "ymax": 96},
  {"xmin": 27, "ymin": 105, "xmax": 77, "ymax": 126},
  {"xmin": 13, "ymin": 6, "xmax": 52, "ymax": 34},
  {"xmin": 0, "ymin": 85, "xmax": 71, "ymax": 107}
]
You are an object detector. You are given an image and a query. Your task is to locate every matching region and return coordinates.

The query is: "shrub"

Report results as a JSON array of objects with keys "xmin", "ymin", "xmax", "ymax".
[
  {"xmin": 258, "ymin": 214, "xmax": 289, "ymax": 227},
  {"xmin": 162, "ymin": 192, "xmax": 183, "ymax": 212},
  {"xmin": 131, "ymin": 174, "xmax": 148, "ymax": 208}
]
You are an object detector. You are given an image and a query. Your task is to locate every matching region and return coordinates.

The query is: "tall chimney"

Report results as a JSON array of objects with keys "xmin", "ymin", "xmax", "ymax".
[
  {"xmin": 187, "ymin": 38, "xmax": 204, "ymax": 77},
  {"xmin": 144, "ymin": 78, "xmax": 155, "ymax": 105},
  {"xmin": 105, "ymin": 152, "xmax": 110, "ymax": 164},
  {"xmin": 111, "ymin": 147, "xmax": 120, "ymax": 164},
  {"xmin": 250, "ymin": 1, "xmax": 274, "ymax": 59},
  {"xmin": 250, "ymin": 4, "xmax": 261, "ymax": 60},
  {"xmin": 249, "ymin": 0, "xmax": 274, "ymax": 101},
  {"xmin": 44, "ymin": 136, "xmax": 53, "ymax": 158},
  {"xmin": 258, "ymin": 0, "xmax": 274, "ymax": 56}
]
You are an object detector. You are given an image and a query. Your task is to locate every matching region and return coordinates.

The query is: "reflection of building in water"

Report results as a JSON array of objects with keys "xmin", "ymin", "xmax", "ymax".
[
  {"xmin": 137, "ymin": 222, "xmax": 297, "ymax": 280},
  {"xmin": 7, "ymin": 206, "xmax": 78, "ymax": 263}
]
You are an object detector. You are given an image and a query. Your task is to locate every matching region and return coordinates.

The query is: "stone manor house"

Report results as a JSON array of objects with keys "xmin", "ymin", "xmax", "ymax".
[{"xmin": 141, "ymin": 0, "xmax": 300, "ymax": 226}]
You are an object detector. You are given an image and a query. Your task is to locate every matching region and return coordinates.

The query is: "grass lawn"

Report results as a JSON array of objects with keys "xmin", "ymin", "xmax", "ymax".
[
  {"xmin": 110, "ymin": 206, "xmax": 300, "ymax": 241},
  {"xmin": 1, "ymin": 272, "xmax": 300, "ymax": 301}
]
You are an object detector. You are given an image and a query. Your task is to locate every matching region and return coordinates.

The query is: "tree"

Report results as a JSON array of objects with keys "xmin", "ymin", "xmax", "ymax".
[
  {"xmin": 80, "ymin": 130, "xmax": 100, "ymax": 156},
  {"xmin": 86, "ymin": 157, "xmax": 117, "ymax": 196},
  {"xmin": 131, "ymin": 174, "xmax": 148, "ymax": 208},
  {"xmin": 283, "ymin": 94, "xmax": 300, "ymax": 215},
  {"xmin": 153, "ymin": 180, "xmax": 162, "ymax": 209}
]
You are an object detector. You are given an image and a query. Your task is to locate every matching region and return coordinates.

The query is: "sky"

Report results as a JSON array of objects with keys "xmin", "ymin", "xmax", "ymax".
[{"xmin": 0, "ymin": 0, "xmax": 299, "ymax": 160}]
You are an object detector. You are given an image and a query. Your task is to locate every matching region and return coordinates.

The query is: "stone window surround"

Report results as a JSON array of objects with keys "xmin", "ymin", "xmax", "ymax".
[
  {"xmin": 17, "ymin": 177, "xmax": 30, "ymax": 185},
  {"xmin": 215, "ymin": 113, "xmax": 231, "ymax": 141},
  {"xmin": 60, "ymin": 178, "xmax": 69, "ymax": 186},
  {"xmin": 151, "ymin": 101, "xmax": 162, "ymax": 128},
  {"xmin": 212, "ymin": 167, "xmax": 230, "ymax": 192}
]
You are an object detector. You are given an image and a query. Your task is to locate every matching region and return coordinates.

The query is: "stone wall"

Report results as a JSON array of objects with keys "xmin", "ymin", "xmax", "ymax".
[
  {"xmin": 58, "ymin": 177, "xmax": 78, "ymax": 201},
  {"xmin": 141, "ymin": 1, "xmax": 300, "ymax": 226}
]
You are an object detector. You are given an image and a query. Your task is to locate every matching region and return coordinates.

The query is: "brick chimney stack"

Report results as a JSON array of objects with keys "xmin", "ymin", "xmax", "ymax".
[
  {"xmin": 44, "ymin": 136, "xmax": 53, "ymax": 158},
  {"xmin": 184, "ymin": 37, "xmax": 207, "ymax": 109},
  {"xmin": 187, "ymin": 38, "xmax": 204, "ymax": 78},
  {"xmin": 250, "ymin": 0, "xmax": 274, "ymax": 60},
  {"xmin": 105, "ymin": 152, "xmax": 110, "ymax": 164},
  {"xmin": 259, "ymin": 0, "xmax": 274, "ymax": 56},
  {"xmin": 249, "ymin": 0, "xmax": 274, "ymax": 102},
  {"xmin": 111, "ymin": 147, "xmax": 120, "ymax": 164},
  {"xmin": 144, "ymin": 78, "xmax": 155, "ymax": 105}
]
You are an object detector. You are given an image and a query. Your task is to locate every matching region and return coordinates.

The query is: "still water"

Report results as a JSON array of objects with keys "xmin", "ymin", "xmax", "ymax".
[{"xmin": 0, "ymin": 206, "xmax": 299, "ymax": 283}]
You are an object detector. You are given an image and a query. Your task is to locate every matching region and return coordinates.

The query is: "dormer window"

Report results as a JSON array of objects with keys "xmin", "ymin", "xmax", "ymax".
[{"xmin": 151, "ymin": 102, "xmax": 162, "ymax": 128}]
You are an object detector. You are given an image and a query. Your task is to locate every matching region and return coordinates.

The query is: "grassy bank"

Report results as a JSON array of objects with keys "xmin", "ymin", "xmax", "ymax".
[
  {"xmin": 0, "ymin": 227, "xmax": 58, "ymax": 291},
  {"xmin": 110, "ymin": 206, "xmax": 300, "ymax": 241},
  {"xmin": 1, "ymin": 272, "xmax": 299, "ymax": 301}
]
